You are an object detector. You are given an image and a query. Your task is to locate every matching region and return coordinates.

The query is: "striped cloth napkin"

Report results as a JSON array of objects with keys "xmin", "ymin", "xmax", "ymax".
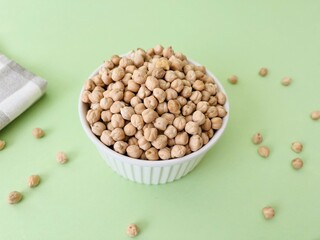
[{"xmin": 0, "ymin": 54, "xmax": 47, "ymax": 131}]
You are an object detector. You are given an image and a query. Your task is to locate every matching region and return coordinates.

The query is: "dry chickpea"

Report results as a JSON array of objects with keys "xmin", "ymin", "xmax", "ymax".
[
  {"xmin": 291, "ymin": 142, "xmax": 303, "ymax": 153},
  {"xmin": 208, "ymin": 96, "xmax": 217, "ymax": 106},
  {"xmin": 201, "ymin": 118, "xmax": 211, "ymax": 131},
  {"xmin": 207, "ymin": 129, "xmax": 214, "ymax": 138},
  {"xmin": 128, "ymin": 137, "xmax": 138, "ymax": 146},
  {"xmin": 131, "ymin": 114, "xmax": 144, "ymax": 130},
  {"xmin": 193, "ymin": 80, "xmax": 205, "ymax": 91},
  {"xmin": 167, "ymin": 138, "xmax": 175, "ymax": 147},
  {"xmin": 165, "ymin": 70, "xmax": 177, "ymax": 82},
  {"xmin": 84, "ymin": 79, "xmax": 95, "ymax": 91},
  {"xmin": 154, "ymin": 44, "xmax": 164, "ymax": 55},
  {"xmin": 107, "ymin": 122, "xmax": 114, "ymax": 131},
  {"xmin": 111, "ymin": 67, "xmax": 125, "ymax": 81},
  {"xmin": 182, "ymin": 104, "xmax": 194, "ymax": 116},
  {"xmin": 130, "ymin": 96, "xmax": 142, "ymax": 107},
  {"xmin": 124, "ymin": 123, "xmax": 137, "ymax": 136},
  {"xmin": 153, "ymin": 88, "xmax": 166, "ymax": 103},
  {"xmin": 110, "ymin": 101, "xmax": 125, "ymax": 114},
  {"xmin": 262, "ymin": 207, "xmax": 275, "ymax": 219},
  {"xmin": 101, "ymin": 72, "xmax": 113, "ymax": 85},
  {"xmin": 144, "ymin": 96, "xmax": 158, "ymax": 109},
  {"xmin": 171, "ymin": 79, "xmax": 184, "ymax": 93},
  {"xmin": 145, "ymin": 147, "xmax": 159, "ymax": 160},
  {"xmin": 201, "ymin": 132, "xmax": 209, "ymax": 144},
  {"xmin": 292, "ymin": 158, "xmax": 303, "ymax": 169},
  {"xmin": 152, "ymin": 68, "xmax": 166, "ymax": 79},
  {"xmin": 252, "ymin": 133, "xmax": 263, "ymax": 145},
  {"xmin": 216, "ymin": 92, "xmax": 226, "ymax": 105},
  {"xmin": 100, "ymin": 111, "xmax": 111, "ymax": 123},
  {"xmin": 142, "ymin": 109, "xmax": 158, "ymax": 123},
  {"xmin": 144, "ymin": 127, "xmax": 158, "ymax": 142},
  {"xmin": 88, "ymin": 90, "xmax": 103, "ymax": 104},
  {"xmin": 171, "ymin": 145, "xmax": 187, "ymax": 158},
  {"xmin": 127, "ymin": 80, "xmax": 140, "ymax": 93},
  {"xmin": 177, "ymin": 96, "xmax": 187, "ymax": 107},
  {"xmin": 197, "ymin": 101, "xmax": 209, "ymax": 113},
  {"xmin": 145, "ymin": 76, "xmax": 159, "ymax": 91},
  {"xmin": 100, "ymin": 98, "xmax": 113, "ymax": 110},
  {"xmin": 86, "ymin": 109, "xmax": 101, "ymax": 124},
  {"xmin": 157, "ymin": 102, "xmax": 168, "ymax": 115},
  {"xmin": 111, "ymin": 128, "xmax": 125, "ymax": 141},
  {"xmin": 163, "ymin": 46, "xmax": 174, "ymax": 58},
  {"xmin": 138, "ymin": 137, "xmax": 151, "ymax": 151},
  {"xmin": 132, "ymin": 69, "xmax": 147, "ymax": 84},
  {"xmin": 112, "ymin": 81, "xmax": 125, "ymax": 91},
  {"xmin": 186, "ymin": 70, "xmax": 196, "ymax": 82},
  {"xmin": 185, "ymin": 121, "xmax": 200, "ymax": 135},
  {"xmin": 184, "ymin": 64, "xmax": 194, "ymax": 74},
  {"xmin": 259, "ymin": 68, "xmax": 268, "ymax": 77},
  {"xmin": 189, "ymin": 135, "xmax": 203, "ymax": 152},
  {"xmin": 100, "ymin": 130, "xmax": 115, "ymax": 146},
  {"xmin": 311, "ymin": 111, "xmax": 320, "ymax": 120},
  {"xmin": 217, "ymin": 105, "xmax": 227, "ymax": 117},
  {"xmin": 125, "ymin": 65, "xmax": 136, "ymax": 74},
  {"xmin": 154, "ymin": 117, "xmax": 169, "ymax": 131},
  {"xmin": 205, "ymin": 83, "xmax": 217, "ymax": 95},
  {"xmin": 91, "ymin": 122, "xmax": 106, "ymax": 136},
  {"xmin": 162, "ymin": 113, "xmax": 175, "ymax": 125},
  {"xmin": 137, "ymin": 85, "xmax": 151, "ymax": 99},
  {"xmin": 0, "ymin": 140, "xmax": 6, "ymax": 151},
  {"xmin": 155, "ymin": 58, "xmax": 170, "ymax": 70},
  {"xmin": 185, "ymin": 115, "xmax": 192, "ymax": 122},
  {"xmin": 152, "ymin": 135, "xmax": 168, "ymax": 149},
  {"xmin": 195, "ymin": 70, "xmax": 204, "ymax": 79},
  {"xmin": 126, "ymin": 145, "xmax": 143, "ymax": 159},
  {"xmin": 92, "ymin": 75, "xmax": 104, "ymax": 86},
  {"xmin": 258, "ymin": 146, "xmax": 270, "ymax": 158},
  {"xmin": 111, "ymin": 55, "xmax": 121, "ymax": 65},
  {"xmin": 81, "ymin": 90, "xmax": 91, "ymax": 103},
  {"xmin": 164, "ymin": 125, "xmax": 177, "ymax": 139},
  {"xmin": 111, "ymin": 114, "xmax": 125, "ymax": 128},
  {"xmin": 168, "ymin": 100, "xmax": 181, "ymax": 114},
  {"xmin": 165, "ymin": 88, "xmax": 178, "ymax": 100},
  {"xmin": 201, "ymin": 90, "xmax": 210, "ymax": 101},
  {"xmin": 158, "ymin": 147, "xmax": 171, "ymax": 160},
  {"xmin": 192, "ymin": 110, "xmax": 206, "ymax": 125},
  {"xmin": 109, "ymin": 89, "xmax": 124, "ymax": 101},
  {"xmin": 170, "ymin": 57, "xmax": 183, "ymax": 71},
  {"xmin": 159, "ymin": 79, "xmax": 170, "ymax": 90},
  {"xmin": 133, "ymin": 53, "xmax": 144, "ymax": 67},
  {"xmin": 228, "ymin": 75, "xmax": 238, "ymax": 84},
  {"xmin": 113, "ymin": 141, "xmax": 128, "ymax": 154},
  {"xmin": 119, "ymin": 57, "xmax": 133, "ymax": 68},
  {"xmin": 173, "ymin": 116, "xmax": 186, "ymax": 131},
  {"xmin": 90, "ymin": 102, "xmax": 102, "ymax": 111},
  {"xmin": 134, "ymin": 103, "xmax": 146, "ymax": 114},
  {"xmin": 175, "ymin": 132, "xmax": 189, "ymax": 145},
  {"xmin": 211, "ymin": 117, "xmax": 223, "ymax": 130},
  {"xmin": 120, "ymin": 106, "xmax": 135, "ymax": 120},
  {"xmin": 190, "ymin": 91, "xmax": 202, "ymax": 104}
]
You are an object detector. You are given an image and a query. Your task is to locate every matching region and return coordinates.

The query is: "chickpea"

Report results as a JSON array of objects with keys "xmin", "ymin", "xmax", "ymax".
[
  {"xmin": 171, "ymin": 145, "xmax": 187, "ymax": 158},
  {"xmin": 197, "ymin": 101, "xmax": 209, "ymax": 113},
  {"xmin": 120, "ymin": 106, "xmax": 135, "ymax": 120},
  {"xmin": 124, "ymin": 123, "xmax": 137, "ymax": 136},
  {"xmin": 131, "ymin": 114, "xmax": 144, "ymax": 130},
  {"xmin": 134, "ymin": 103, "xmax": 146, "ymax": 115},
  {"xmin": 201, "ymin": 118, "xmax": 211, "ymax": 131},
  {"xmin": 138, "ymin": 137, "xmax": 151, "ymax": 151},
  {"xmin": 111, "ymin": 114, "xmax": 125, "ymax": 128},
  {"xmin": 132, "ymin": 69, "xmax": 147, "ymax": 84},
  {"xmin": 111, "ymin": 128, "xmax": 126, "ymax": 141},
  {"xmin": 171, "ymin": 79, "xmax": 184, "ymax": 93},
  {"xmin": 158, "ymin": 147, "xmax": 171, "ymax": 160},
  {"xmin": 100, "ymin": 130, "xmax": 115, "ymax": 146},
  {"xmin": 145, "ymin": 147, "xmax": 159, "ymax": 160},
  {"xmin": 100, "ymin": 97, "xmax": 113, "ymax": 110},
  {"xmin": 157, "ymin": 102, "xmax": 168, "ymax": 115},
  {"xmin": 165, "ymin": 70, "xmax": 177, "ymax": 82},
  {"xmin": 168, "ymin": 100, "xmax": 181, "ymax": 114},
  {"xmin": 161, "ymin": 113, "xmax": 175, "ymax": 125},
  {"xmin": 145, "ymin": 76, "xmax": 159, "ymax": 91},
  {"xmin": 111, "ymin": 67, "xmax": 125, "ymax": 81},
  {"xmin": 211, "ymin": 117, "xmax": 223, "ymax": 130},
  {"xmin": 91, "ymin": 122, "xmax": 106, "ymax": 136},
  {"xmin": 126, "ymin": 145, "xmax": 143, "ymax": 159},
  {"xmin": 144, "ymin": 127, "xmax": 158, "ymax": 142},
  {"xmin": 192, "ymin": 110, "xmax": 206, "ymax": 125},
  {"xmin": 154, "ymin": 117, "xmax": 169, "ymax": 131},
  {"xmin": 113, "ymin": 141, "xmax": 128, "ymax": 154},
  {"xmin": 175, "ymin": 132, "xmax": 189, "ymax": 145},
  {"xmin": 142, "ymin": 109, "xmax": 158, "ymax": 123},
  {"xmin": 144, "ymin": 95, "xmax": 158, "ymax": 109},
  {"xmin": 101, "ymin": 110, "xmax": 112, "ymax": 122},
  {"xmin": 173, "ymin": 116, "xmax": 186, "ymax": 131},
  {"xmin": 193, "ymin": 80, "xmax": 205, "ymax": 91},
  {"xmin": 164, "ymin": 125, "xmax": 178, "ymax": 139},
  {"xmin": 189, "ymin": 135, "xmax": 203, "ymax": 152},
  {"xmin": 185, "ymin": 121, "xmax": 200, "ymax": 135},
  {"xmin": 152, "ymin": 135, "xmax": 168, "ymax": 149},
  {"xmin": 110, "ymin": 101, "xmax": 125, "ymax": 114}
]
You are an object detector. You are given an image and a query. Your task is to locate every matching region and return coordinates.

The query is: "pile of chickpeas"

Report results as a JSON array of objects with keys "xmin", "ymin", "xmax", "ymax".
[{"xmin": 81, "ymin": 45, "xmax": 227, "ymax": 160}]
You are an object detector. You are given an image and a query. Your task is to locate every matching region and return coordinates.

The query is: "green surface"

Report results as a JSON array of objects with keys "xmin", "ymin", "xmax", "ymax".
[{"xmin": 0, "ymin": 0, "xmax": 320, "ymax": 239}]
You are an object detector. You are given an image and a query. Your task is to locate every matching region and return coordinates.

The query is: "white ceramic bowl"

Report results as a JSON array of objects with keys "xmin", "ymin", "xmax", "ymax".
[{"xmin": 79, "ymin": 57, "xmax": 229, "ymax": 185}]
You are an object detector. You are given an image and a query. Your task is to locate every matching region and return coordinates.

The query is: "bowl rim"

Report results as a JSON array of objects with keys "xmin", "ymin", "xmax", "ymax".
[{"xmin": 78, "ymin": 55, "xmax": 230, "ymax": 167}]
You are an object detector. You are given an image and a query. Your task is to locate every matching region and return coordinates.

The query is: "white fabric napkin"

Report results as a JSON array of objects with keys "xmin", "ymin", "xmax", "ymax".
[{"xmin": 0, "ymin": 54, "xmax": 47, "ymax": 131}]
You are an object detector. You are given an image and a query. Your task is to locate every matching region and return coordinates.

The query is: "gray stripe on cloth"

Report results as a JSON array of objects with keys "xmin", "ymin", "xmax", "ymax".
[
  {"xmin": 0, "ymin": 110, "xmax": 10, "ymax": 131},
  {"xmin": 0, "ymin": 63, "xmax": 29, "ymax": 102}
]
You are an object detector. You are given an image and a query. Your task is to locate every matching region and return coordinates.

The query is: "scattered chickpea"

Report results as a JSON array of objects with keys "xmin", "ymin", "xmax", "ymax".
[
  {"xmin": 32, "ymin": 128, "xmax": 45, "ymax": 139},
  {"xmin": 8, "ymin": 191, "xmax": 22, "ymax": 204},
  {"xmin": 252, "ymin": 133, "xmax": 263, "ymax": 145},
  {"xmin": 127, "ymin": 223, "xmax": 139, "ymax": 238},
  {"xmin": 28, "ymin": 175, "xmax": 41, "ymax": 188},
  {"xmin": 56, "ymin": 151, "xmax": 68, "ymax": 164},
  {"xmin": 258, "ymin": 146, "xmax": 270, "ymax": 158},
  {"xmin": 0, "ymin": 140, "xmax": 6, "ymax": 150},
  {"xmin": 292, "ymin": 158, "xmax": 303, "ymax": 170},
  {"xmin": 311, "ymin": 111, "xmax": 320, "ymax": 120},
  {"xmin": 259, "ymin": 68, "xmax": 268, "ymax": 77},
  {"xmin": 228, "ymin": 75, "xmax": 238, "ymax": 84},
  {"xmin": 262, "ymin": 207, "xmax": 275, "ymax": 219},
  {"xmin": 291, "ymin": 142, "xmax": 303, "ymax": 153},
  {"xmin": 281, "ymin": 77, "xmax": 292, "ymax": 86}
]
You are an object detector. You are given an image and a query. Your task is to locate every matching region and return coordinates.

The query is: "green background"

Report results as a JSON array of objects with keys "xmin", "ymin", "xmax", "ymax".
[{"xmin": 0, "ymin": 0, "xmax": 320, "ymax": 239}]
